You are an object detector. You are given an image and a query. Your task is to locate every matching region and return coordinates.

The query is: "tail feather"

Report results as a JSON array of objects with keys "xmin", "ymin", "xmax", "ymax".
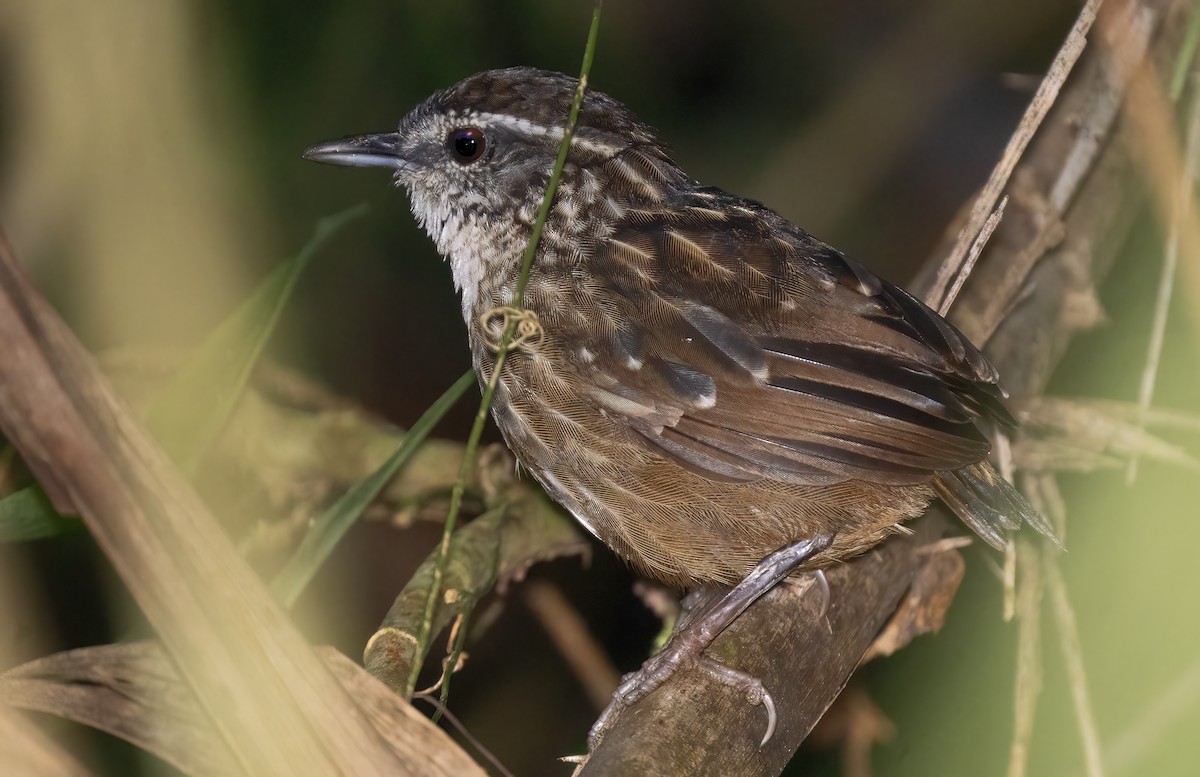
[{"xmin": 934, "ymin": 462, "xmax": 1063, "ymax": 551}]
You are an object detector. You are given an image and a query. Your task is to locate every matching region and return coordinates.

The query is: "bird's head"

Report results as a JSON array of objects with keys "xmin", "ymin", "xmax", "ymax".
[{"xmin": 304, "ymin": 67, "xmax": 666, "ymax": 309}]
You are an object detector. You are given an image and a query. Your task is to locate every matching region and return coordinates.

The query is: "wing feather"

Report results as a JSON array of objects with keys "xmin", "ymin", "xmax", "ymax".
[{"xmin": 574, "ymin": 194, "xmax": 1008, "ymax": 489}]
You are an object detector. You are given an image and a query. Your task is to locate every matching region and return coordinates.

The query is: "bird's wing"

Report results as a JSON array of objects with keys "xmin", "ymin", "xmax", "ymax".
[{"xmin": 573, "ymin": 194, "xmax": 1008, "ymax": 487}]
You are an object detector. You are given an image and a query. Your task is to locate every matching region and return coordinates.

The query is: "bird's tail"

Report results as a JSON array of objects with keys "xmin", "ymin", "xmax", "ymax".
[{"xmin": 934, "ymin": 462, "xmax": 1063, "ymax": 551}]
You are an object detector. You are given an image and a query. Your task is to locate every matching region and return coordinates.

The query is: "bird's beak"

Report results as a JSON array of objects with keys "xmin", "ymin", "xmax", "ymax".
[{"xmin": 302, "ymin": 132, "xmax": 406, "ymax": 169}]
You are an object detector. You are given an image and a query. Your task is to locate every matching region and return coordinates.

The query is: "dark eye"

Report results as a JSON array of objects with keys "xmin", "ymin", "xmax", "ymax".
[{"xmin": 448, "ymin": 127, "xmax": 486, "ymax": 164}]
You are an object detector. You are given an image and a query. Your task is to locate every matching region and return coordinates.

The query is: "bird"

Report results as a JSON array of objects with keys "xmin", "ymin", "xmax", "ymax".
[{"xmin": 304, "ymin": 66, "xmax": 1059, "ymax": 743}]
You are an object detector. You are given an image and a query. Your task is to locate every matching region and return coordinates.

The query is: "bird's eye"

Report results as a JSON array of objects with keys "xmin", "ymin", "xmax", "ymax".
[{"xmin": 448, "ymin": 127, "xmax": 486, "ymax": 164}]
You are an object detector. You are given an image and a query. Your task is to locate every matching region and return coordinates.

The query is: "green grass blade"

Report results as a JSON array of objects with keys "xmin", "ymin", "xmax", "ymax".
[
  {"xmin": 1170, "ymin": 10, "xmax": 1200, "ymax": 101},
  {"xmin": 144, "ymin": 203, "xmax": 369, "ymax": 477},
  {"xmin": 412, "ymin": 0, "xmax": 605, "ymax": 700},
  {"xmin": 270, "ymin": 369, "xmax": 476, "ymax": 608},
  {"xmin": 0, "ymin": 203, "xmax": 368, "ymax": 543}
]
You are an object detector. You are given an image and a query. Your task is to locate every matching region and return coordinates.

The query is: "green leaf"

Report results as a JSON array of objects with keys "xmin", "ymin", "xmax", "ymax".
[
  {"xmin": 0, "ymin": 203, "xmax": 368, "ymax": 543},
  {"xmin": 144, "ymin": 203, "xmax": 369, "ymax": 477},
  {"xmin": 0, "ymin": 487, "xmax": 81, "ymax": 542},
  {"xmin": 270, "ymin": 369, "xmax": 476, "ymax": 608}
]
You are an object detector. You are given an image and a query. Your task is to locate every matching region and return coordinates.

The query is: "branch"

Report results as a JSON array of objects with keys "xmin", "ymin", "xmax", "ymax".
[
  {"xmin": 579, "ymin": 518, "xmax": 942, "ymax": 776},
  {"xmin": 581, "ymin": 0, "xmax": 1184, "ymax": 772}
]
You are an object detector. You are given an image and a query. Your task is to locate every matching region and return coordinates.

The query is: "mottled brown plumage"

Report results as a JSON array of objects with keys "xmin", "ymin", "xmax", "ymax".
[{"xmin": 305, "ymin": 66, "xmax": 1057, "ymax": 589}]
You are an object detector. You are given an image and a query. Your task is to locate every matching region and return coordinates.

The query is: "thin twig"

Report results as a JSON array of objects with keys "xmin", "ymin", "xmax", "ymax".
[
  {"xmin": 414, "ymin": 694, "xmax": 516, "ymax": 777},
  {"xmin": 969, "ymin": 0, "xmax": 1157, "ymax": 347},
  {"xmin": 524, "ymin": 580, "xmax": 621, "ymax": 711},
  {"xmin": 938, "ymin": 196, "xmax": 1007, "ymax": 315},
  {"xmin": 927, "ymin": 0, "xmax": 1103, "ymax": 311},
  {"xmin": 407, "ymin": 1, "xmax": 605, "ymax": 697},
  {"xmin": 436, "ymin": 594, "xmax": 479, "ymax": 716},
  {"xmin": 997, "ymin": 433, "xmax": 1018, "ymax": 621},
  {"xmin": 1002, "ymin": 537, "xmax": 1018, "ymax": 622}
]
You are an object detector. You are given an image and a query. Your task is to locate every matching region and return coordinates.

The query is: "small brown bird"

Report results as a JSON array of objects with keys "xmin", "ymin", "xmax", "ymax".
[{"xmin": 305, "ymin": 66, "xmax": 1057, "ymax": 739}]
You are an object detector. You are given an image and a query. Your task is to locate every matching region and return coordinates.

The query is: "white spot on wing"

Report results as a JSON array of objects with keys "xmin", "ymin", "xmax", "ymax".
[{"xmin": 586, "ymin": 386, "xmax": 656, "ymax": 417}]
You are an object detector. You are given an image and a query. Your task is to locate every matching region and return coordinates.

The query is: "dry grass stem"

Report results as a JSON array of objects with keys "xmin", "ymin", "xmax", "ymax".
[
  {"xmin": 1012, "ymin": 396, "xmax": 1200, "ymax": 474},
  {"xmin": 1119, "ymin": 8, "xmax": 1200, "ymax": 339},
  {"xmin": 1127, "ymin": 64, "xmax": 1200, "ymax": 482},
  {"xmin": 1104, "ymin": 657, "xmax": 1200, "ymax": 775},
  {"xmin": 1028, "ymin": 473, "xmax": 1102, "ymax": 777},
  {"xmin": 1048, "ymin": 563, "xmax": 1106, "ymax": 777},
  {"xmin": 1006, "ymin": 539, "xmax": 1046, "ymax": 777}
]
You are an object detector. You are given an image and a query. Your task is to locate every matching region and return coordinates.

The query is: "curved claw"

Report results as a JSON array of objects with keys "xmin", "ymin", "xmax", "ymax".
[
  {"xmin": 759, "ymin": 689, "xmax": 778, "ymax": 746},
  {"xmin": 698, "ymin": 655, "xmax": 778, "ymax": 746},
  {"xmin": 811, "ymin": 568, "xmax": 830, "ymax": 619}
]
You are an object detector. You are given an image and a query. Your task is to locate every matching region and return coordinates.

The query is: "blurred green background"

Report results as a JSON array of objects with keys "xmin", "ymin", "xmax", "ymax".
[{"xmin": 2, "ymin": 1, "xmax": 1198, "ymax": 775}]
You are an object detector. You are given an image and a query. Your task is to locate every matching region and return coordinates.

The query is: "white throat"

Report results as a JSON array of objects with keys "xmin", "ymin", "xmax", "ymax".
[{"xmin": 407, "ymin": 187, "xmax": 499, "ymax": 318}]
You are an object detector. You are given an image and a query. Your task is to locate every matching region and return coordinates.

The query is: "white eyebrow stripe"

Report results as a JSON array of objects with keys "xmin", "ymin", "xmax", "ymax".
[{"xmin": 448, "ymin": 111, "xmax": 623, "ymax": 155}]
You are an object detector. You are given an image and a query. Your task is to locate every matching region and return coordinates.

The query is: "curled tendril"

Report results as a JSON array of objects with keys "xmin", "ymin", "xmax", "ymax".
[{"xmin": 479, "ymin": 306, "xmax": 545, "ymax": 353}]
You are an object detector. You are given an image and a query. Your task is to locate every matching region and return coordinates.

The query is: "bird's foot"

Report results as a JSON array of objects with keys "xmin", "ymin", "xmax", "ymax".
[
  {"xmin": 587, "ymin": 534, "xmax": 833, "ymax": 751},
  {"xmin": 697, "ymin": 656, "xmax": 778, "ymax": 745}
]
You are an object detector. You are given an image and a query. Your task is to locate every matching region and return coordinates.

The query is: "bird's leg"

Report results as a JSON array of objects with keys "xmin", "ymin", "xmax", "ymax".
[{"xmin": 589, "ymin": 534, "xmax": 833, "ymax": 750}]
